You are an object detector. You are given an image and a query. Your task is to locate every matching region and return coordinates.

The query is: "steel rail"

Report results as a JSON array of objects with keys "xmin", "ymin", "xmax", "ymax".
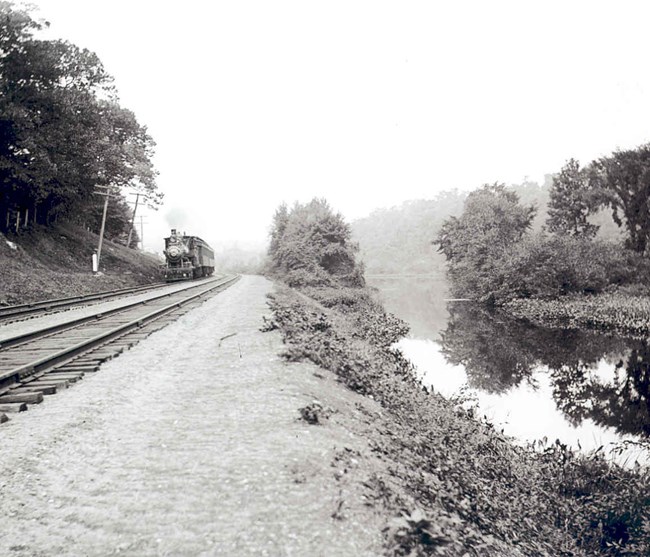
[
  {"xmin": 0, "ymin": 277, "xmax": 228, "ymax": 351},
  {"xmin": 0, "ymin": 275, "xmax": 240, "ymax": 386},
  {"xmin": 0, "ymin": 282, "xmax": 170, "ymax": 321}
]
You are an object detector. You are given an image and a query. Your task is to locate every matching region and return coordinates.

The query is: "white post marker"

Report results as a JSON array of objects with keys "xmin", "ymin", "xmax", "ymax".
[{"xmin": 92, "ymin": 251, "xmax": 98, "ymax": 273}]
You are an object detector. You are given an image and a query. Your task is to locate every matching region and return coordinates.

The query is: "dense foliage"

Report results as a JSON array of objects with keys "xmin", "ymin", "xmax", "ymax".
[
  {"xmin": 433, "ymin": 184, "xmax": 536, "ymax": 302},
  {"xmin": 545, "ymin": 145, "xmax": 650, "ymax": 256},
  {"xmin": 351, "ymin": 193, "xmax": 466, "ymax": 276},
  {"xmin": 506, "ymin": 293, "xmax": 650, "ymax": 340},
  {"xmin": 435, "ymin": 181, "xmax": 643, "ymax": 304},
  {"xmin": 0, "ymin": 2, "xmax": 160, "ymax": 241},
  {"xmin": 490, "ymin": 234, "xmax": 639, "ymax": 300},
  {"xmin": 591, "ymin": 145, "xmax": 650, "ymax": 254},
  {"xmin": 265, "ymin": 192, "xmax": 650, "ymax": 555},
  {"xmin": 351, "ymin": 177, "xmax": 625, "ymax": 280},
  {"xmin": 267, "ymin": 198, "xmax": 365, "ymax": 287}
]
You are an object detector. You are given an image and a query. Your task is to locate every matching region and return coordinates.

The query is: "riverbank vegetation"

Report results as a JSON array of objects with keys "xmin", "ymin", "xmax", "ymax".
[
  {"xmin": 266, "ymin": 198, "xmax": 650, "ymax": 556},
  {"xmin": 505, "ymin": 293, "xmax": 650, "ymax": 339}
]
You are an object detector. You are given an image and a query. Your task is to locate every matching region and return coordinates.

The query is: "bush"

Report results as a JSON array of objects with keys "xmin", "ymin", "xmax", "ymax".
[
  {"xmin": 489, "ymin": 235, "xmax": 641, "ymax": 303},
  {"xmin": 267, "ymin": 199, "xmax": 366, "ymax": 288}
]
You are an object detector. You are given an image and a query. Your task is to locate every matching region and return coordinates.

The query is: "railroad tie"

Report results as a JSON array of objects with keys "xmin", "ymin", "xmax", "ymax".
[
  {"xmin": 0, "ymin": 392, "xmax": 44, "ymax": 405},
  {"xmin": 55, "ymin": 365, "xmax": 99, "ymax": 372},
  {"xmin": 11, "ymin": 384, "xmax": 58, "ymax": 395},
  {"xmin": 43, "ymin": 372, "xmax": 84, "ymax": 383},
  {"xmin": 0, "ymin": 402, "xmax": 27, "ymax": 413},
  {"xmin": 26, "ymin": 378, "xmax": 70, "ymax": 389}
]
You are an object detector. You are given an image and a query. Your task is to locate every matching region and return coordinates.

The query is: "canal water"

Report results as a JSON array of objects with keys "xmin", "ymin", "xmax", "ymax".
[{"xmin": 370, "ymin": 276, "xmax": 650, "ymax": 465}]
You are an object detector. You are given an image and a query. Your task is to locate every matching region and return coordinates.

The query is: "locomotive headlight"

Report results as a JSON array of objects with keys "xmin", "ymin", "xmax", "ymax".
[{"xmin": 167, "ymin": 246, "xmax": 182, "ymax": 259}]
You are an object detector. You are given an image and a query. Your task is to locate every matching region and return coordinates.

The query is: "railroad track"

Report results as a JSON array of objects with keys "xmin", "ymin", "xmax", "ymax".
[
  {"xmin": 0, "ymin": 282, "xmax": 171, "ymax": 324},
  {"xmin": 0, "ymin": 275, "xmax": 240, "ymax": 423}
]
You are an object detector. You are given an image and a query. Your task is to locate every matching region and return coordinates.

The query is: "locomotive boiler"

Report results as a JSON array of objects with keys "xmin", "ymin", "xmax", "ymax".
[{"xmin": 163, "ymin": 229, "xmax": 215, "ymax": 281}]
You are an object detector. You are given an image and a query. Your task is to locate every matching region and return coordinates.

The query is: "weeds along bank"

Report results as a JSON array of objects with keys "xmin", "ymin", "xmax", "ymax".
[
  {"xmin": 0, "ymin": 223, "xmax": 162, "ymax": 305},
  {"xmin": 265, "ymin": 284, "xmax": 650, "ymax": 556},
  {"xmin": 504, "ymin": 292, "xmax": 650, "ymax": 339}
]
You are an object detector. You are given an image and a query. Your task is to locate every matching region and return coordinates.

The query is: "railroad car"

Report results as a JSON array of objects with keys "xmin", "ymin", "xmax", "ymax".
[{"xmin": 163, "ymin": 229, "xmax": 215, "ymax": 281}]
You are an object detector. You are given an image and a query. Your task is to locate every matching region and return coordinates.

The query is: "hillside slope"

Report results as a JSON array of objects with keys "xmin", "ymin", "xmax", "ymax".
[
  {"xmin": 351, "ymin": 193, "xmax": 466, "ymax": 276},
  {"xmin": 0, "ymin": 223, "xmax": 163, "ymax": 305}
]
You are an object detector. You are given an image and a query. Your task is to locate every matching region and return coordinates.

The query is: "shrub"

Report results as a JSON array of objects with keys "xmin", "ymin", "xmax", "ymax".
[
  {"xmin": 267, "ymin": 198, "xmax": 366, "ymax": 288},
  {"xmin": 490, "ymin": 235, "xmax": 641, "ymax": 303}
]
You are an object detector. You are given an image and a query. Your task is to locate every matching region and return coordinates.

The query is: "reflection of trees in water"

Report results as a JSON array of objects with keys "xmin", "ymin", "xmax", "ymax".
[
  {"xmin": 439, "ymin": 303, "xmax": 539, "ymax": 392},
  {"xmin": 553, "ymin": 343, "xmax": 650, "ymax": 437},
  {"xmin": 439, "ymin": 303, "xmax": 650, "ymax": 437}
]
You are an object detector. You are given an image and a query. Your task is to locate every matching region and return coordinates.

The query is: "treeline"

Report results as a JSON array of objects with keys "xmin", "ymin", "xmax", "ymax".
[
  {"xmin": 352, "ymin": 179, "xmax": 622, "ymax": 277},
  {"xmin": 435, "ymin": 145, "xmax": 650, "ymax": 303},
  {"xmin": 0, "ymin": 2, "xmax": 160, "ymax": 243}
]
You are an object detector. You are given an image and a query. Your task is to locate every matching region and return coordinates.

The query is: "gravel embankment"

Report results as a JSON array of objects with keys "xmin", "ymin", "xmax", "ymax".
[{"xmin": 0, "ymin": 275, "xmax": 390, "ymax": 557}]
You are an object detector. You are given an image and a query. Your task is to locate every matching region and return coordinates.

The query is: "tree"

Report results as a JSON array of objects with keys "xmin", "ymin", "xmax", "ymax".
[
  {"xmin": 268, "ymin": 202, "xmax": 288, "ymax": 258},
  {"xmin": 268, "ymin": 198, "xmax": 365, "ymax": 287},
  {"xmin": 590, "ymin": 145, "xmax": 650, "ymax": 254},
  {"xmin": 546, "ymin": 158, "xmax": 600, "ymax": 237},
  {"xmin": 434, "ymin": 183, "xmax": 536, "ymax": 300}
]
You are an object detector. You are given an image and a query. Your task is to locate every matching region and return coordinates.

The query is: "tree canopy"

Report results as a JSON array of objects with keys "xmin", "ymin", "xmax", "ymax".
[
  {"xmin": 0, "ymin": 1, "xmax": 160, "ymax": 240},
  {"xmin": 589, "ymin": 146, "xmax": 650, "ymax": 255},
  {"xmin": 434, "ymin": 184, "xmax": 535, "ymax": 300}
]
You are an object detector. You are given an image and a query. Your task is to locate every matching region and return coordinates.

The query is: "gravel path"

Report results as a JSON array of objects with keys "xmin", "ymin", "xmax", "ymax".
[{"xmin": 0, "ymin": 275, "xmax": 388, "ymax": 557}]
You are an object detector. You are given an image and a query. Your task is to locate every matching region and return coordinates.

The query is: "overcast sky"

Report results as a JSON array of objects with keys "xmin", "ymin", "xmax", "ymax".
[{"xmin": 26, "ymin": 0, "xmax": 650, "ymax": 253}]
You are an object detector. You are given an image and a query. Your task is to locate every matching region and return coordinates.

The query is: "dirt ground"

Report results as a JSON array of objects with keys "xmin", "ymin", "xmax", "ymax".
[
  {"xmin": 0, "ymin": 275, "xmax": 394, "ymax": 557},
  {"xmin": 0, "ymin": 225, "xmax": 162, "ymax": 305}
]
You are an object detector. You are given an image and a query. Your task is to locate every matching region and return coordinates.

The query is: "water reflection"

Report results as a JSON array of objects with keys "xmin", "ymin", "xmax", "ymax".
[
  {"xmin": 551, "ymin": 346, "xmax": 650, "ymax": 437},
  {"xmin": 374, "ymin": 276, "xmax": 650, "ymax": 460},
  {"xmin": 368, "ymin": 276, "xmax": 450, "ymax": 340},
  {"xmin": 437, "ymin": 303, "xmax": 650, "ymax": 440}
]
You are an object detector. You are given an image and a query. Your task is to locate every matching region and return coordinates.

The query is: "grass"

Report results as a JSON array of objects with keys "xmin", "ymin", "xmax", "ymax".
[
  {"xmin": 0, "ymin": 222, "xmax": 163, "ymax": 304},
  {"xmin": 265, "ymin": 283, "xmax": 650, "ymax": 556}
]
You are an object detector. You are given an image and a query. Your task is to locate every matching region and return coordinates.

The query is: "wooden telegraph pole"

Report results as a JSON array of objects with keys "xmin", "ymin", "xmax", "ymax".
[
  {"xmin": 93, "ymin": 185, "xmax": 119, "ymax": 270},
  {"xmin": 138, "ymin": 215, "xmax": 148, "ymax": 250},
  {"xmin": 126, "ymin": 192, "xmax": 140, "ymax": 249}
]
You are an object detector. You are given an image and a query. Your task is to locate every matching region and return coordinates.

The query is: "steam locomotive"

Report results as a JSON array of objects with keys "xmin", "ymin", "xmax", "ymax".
[{"xmin": 163, "ymin": 229, "xmax": 215, "ymax": 281}]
